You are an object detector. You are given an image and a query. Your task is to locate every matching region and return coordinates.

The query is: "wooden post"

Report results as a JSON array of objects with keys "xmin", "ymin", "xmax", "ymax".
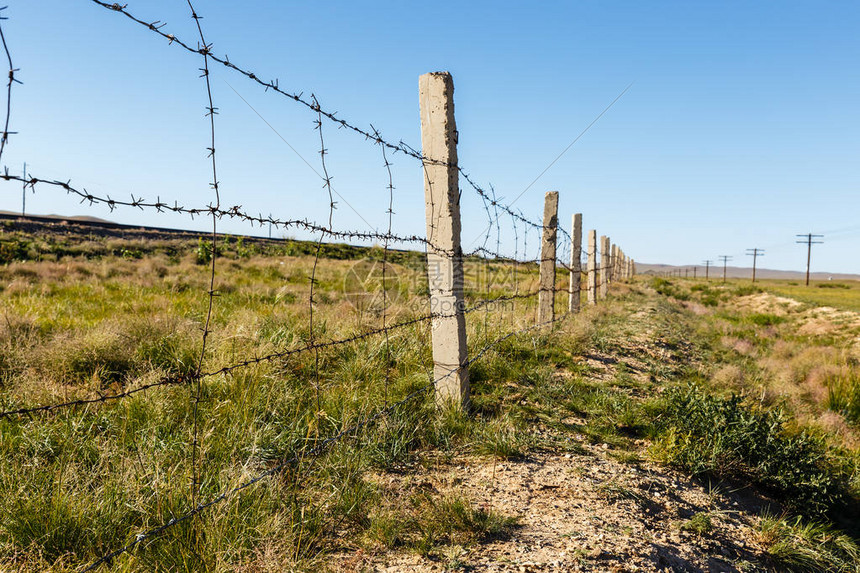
[
  {"xmin": 419, "ymin": 71, "xmax": 468, "ymax": 410},
  {"xmin": 599, "ymin": 235, "xmax": 610, "ymax": 299},
  {"xmin": 538, "ymin": 191, "xmax": 559, "ymax": 325},
  {"xmin": 587, "ymin": 230, "xmax": 597, "ymax": 305},
  {"xmin": 569, "ymin": 213, "xmax": 582, "ymax": 313}
]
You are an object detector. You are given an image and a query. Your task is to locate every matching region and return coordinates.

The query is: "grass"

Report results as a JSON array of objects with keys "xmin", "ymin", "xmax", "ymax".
[
  {"xmin": 0, "ymin": 225, "xmax": 559, "ymax": 571},
  {"xmin": 763, "ymin": 279, "xmax": 860, "ymax": 313},
  {"xmin": 758, "ymin": 515, "xmax": 860, "ymax": 572},
  {"xmin": 4, "ymin": 227, "xmax": 860, "ymax": 570},
  {"xmin": 364, "ymin": 493, "xmax": 518, "ymax": 555}
]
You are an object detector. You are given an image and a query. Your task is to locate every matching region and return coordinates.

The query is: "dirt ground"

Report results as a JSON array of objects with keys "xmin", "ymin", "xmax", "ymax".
[{"xmin": 333, "ymin": 447, "xmax": 775, "ymax": 572}]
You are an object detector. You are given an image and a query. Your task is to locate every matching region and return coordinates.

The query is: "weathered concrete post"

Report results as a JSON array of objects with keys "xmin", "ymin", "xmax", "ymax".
[
  {"xmin": 538, "ymin": 191, "xmax": 559, "ymax": 325},
  {"xmin": 419, "ymin": 71, "xmax": 468, "ymax": 410},
  {"xmin": 610, "ymin": 244, "xmax": 618, "ymax": 283},
  {"xmin": 599, "ymin": 235, "xmax": 610, "ymax": 299},
  {"xmin": 568, "ymin": 213, "xmax": 582, "ymax": 313},
  {"xmin": 587, "ymin": 230, "xmax": 598, "ymax": 305}
]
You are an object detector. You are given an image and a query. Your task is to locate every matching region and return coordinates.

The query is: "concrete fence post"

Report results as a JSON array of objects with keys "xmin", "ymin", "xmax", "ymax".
[
  {"xmin": 419, "ymin": 71, "xmax": 468, "ymax": 410},
  {"xmin": 611, "ymin": 244, "xmax": 618, "ymax": 283},
  {"xmin": 538, "ymin": 191, "xmax": 559, "ymax": 325},
  {"xmin": 599, "ymin": 235, "xmax": 610, "ymax": 299},
  {"xmin": 587, "ymin": 230, "xmax": 597, "ymax": 305},
  {"xmin": 568, "ymin": 213, "xmax": 582, "ymax": 313}
]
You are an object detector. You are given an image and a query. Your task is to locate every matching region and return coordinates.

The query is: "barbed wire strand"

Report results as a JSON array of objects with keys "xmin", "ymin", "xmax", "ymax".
[
  {"xmin": 0, "ymin": 172, "xmax": 465, "ymax": 256},
  {"xmin": 183, "ymin": 0, "xmax": 220, "ymax": 515},
  {"xmin": 0, "ymin": 282, "xmax": 561, "ymax": 421},
  {"xmin": 0, "ymin": 6, "xmax": 18, "ymax": 164},
  {"xmin": 309, "ymin": 94, "xmax": 336, "ymax": 416},
  {"xmin": 373, "ymin": 126, "xmax": 396, "ymax": 409}
]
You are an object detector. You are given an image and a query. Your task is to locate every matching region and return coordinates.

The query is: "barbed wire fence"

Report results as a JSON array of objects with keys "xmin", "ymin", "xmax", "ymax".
[{"xmin": 0, "ymin": 3, "xmax": 635, "ymax": 570}]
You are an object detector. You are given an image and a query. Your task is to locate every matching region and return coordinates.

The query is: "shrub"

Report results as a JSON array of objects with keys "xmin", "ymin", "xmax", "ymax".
[
  {"xmin": 652, "ymin": 385, "xmax": 847, "ymax": 518},
  {"xmin": 732, "ymin": 285, "xmax": 762, "ymax": 297},
  {"xmin": 649, "ymin": 277, "xmax": 689, "ymax": 301},
  {"xmin": 746, "ymin": 313, "xmax": 785, "ymax": 327}
]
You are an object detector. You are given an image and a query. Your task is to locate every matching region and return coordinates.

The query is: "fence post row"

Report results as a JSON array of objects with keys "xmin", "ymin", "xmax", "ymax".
[
  {"xmin": 538, "ymin": 191, "xmax": 559, "ymax": 326},
  {"xmin": 569, "ymin": 213, "xmax": 582, "ymax": 313},
  {"xmin": 599, "ymin": 235, "xmax": 610, "ymax": 299},
  {"xmin": 587, "ymin": 230, "xmax": 598, "ymax": 305},
  {"xmin": 419, "ymin": 71, "xmax": 469, "ymax": 410}
]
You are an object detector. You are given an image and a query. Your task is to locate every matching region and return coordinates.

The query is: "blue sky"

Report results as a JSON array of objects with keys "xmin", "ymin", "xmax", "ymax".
[{"xmin": 1, "ymin": 1, "xmax": 858, "ymax": 273}]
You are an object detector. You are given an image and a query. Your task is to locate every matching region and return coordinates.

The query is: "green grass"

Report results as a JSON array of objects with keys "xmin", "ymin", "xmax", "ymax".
[
  {"xmin": 759, "ymin": 515, "xmax": 860, "ymax": 572},
  {"xmin": 680, "ymin": 512, "xmax": 714, "ymax": 536},
  {"xmin": 3, "ymin": 231, "xmax": 860, "ymax": 571},
  {"xmin": 763, "ymin": 279, "xmax": 860, "ymax": 313},
  {"xmin": 0, "ymin": 229, "xmax": 556, "ymax": 571}
]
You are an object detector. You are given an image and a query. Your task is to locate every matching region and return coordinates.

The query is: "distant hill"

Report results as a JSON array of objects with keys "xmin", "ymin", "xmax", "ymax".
[
  {"xmin": 0, "ymin": 210, "xmax": 114, "ymax": 224},
  {"xmin": 636, "ymin": 262, "xmax": 860, "ymax": 282}
]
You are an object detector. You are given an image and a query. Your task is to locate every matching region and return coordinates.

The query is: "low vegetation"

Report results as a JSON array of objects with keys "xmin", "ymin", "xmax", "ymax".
[{"xmin": 3, "ymin": 222, "xmax": 860, "ymax": 571}]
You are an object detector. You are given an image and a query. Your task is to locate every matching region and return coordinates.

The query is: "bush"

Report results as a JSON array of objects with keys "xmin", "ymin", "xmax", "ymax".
[
  {"xmin": 649, "ymin": 278, "xmax": 689, "ymax": 301},
  {"xmin": 653, "ymin": 385, "xmax": 847, "ymax": 518},
  {"xmin": 732, "ymin": 285, "xmax": 762, "ymax": 297},
  {"xmin": 746, "ymin": 313, "xmax": 785, "ymax": 327}
]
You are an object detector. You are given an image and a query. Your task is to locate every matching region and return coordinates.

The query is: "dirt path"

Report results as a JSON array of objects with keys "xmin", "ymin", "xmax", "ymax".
[
  {"xmin": 335, "ymin": 447, "xmax": 773, "ymax": 572},
  {"xmin": 332, "ymin": 296, "xmax": 779, "ymax": 572}
]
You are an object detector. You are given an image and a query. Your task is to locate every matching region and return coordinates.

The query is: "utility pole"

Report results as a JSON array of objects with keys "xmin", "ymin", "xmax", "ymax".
[
  {"xmin": 685, "ymin": 268, "xmax": 689, "ymax": 279},
  {"xmin": 693, "ymin": 266, "xmax": 697, "ymax": 279},
  {"xmin": 796, "ymin": 233, "xmax": 823, "ymax": 286},
  {"xmin": 702, "ymin": 260, "xmax": 712, "ymax": 281},
  {"xmin": 745, "ymin": 248, "xmax": 764, "ymax": 283},
  {"xmin": 718, "ymin": 255, "xmax": 732, "ymax": 283}
]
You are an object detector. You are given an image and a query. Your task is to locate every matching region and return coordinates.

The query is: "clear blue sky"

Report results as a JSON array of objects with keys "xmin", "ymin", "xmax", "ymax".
[{"xmin": 1, "ymin": 1, "xmax": 858, "ymax": 273}]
